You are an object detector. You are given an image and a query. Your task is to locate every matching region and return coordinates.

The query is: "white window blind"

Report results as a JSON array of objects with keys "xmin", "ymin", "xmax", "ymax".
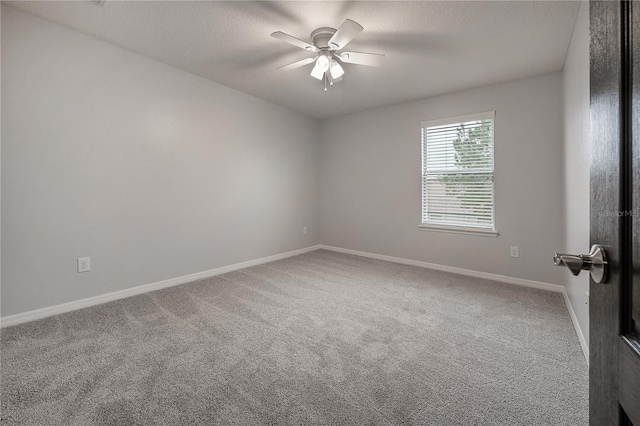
[{"xmin": 421, "ymin": 111, "xmax": 496, "ymax": 234}]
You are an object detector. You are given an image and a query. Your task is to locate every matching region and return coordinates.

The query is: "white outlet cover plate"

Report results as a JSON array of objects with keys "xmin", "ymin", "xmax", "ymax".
[{"xmin": 78, "ymin": 257, "xmax": 91, "ymax": 272}]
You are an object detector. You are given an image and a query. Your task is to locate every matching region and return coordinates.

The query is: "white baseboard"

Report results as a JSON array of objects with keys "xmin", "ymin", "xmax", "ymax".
[
  {"xmin": 319, "ymin": 245, "xmax": 563, "ymax": 293},
  {"xmin": 561, "ymin": 290, "xmax": 589, "ymax": 364},
  {"xmin": 3, "ymin": 242, "xmax": 589, "ymax": 366},
  {"xmin": 0, "ymin": 245, "xmax": 322, "ymax": 328}
]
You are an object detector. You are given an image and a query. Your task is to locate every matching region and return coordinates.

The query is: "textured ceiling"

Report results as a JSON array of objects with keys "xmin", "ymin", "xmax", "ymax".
[{"xmin": 4, "ymin": 1, "xmax": 580, "ymax": 120}]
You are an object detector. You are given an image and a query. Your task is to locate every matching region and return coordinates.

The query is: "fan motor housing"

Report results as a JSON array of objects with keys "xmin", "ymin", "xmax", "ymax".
[{"xmin": 310, "ymin": 27, "xmax": 337, "ymax": 49}]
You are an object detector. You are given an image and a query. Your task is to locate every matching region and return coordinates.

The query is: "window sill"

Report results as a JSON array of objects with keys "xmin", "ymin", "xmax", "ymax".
[{"xmin": 418, "ymin": 224, "xmax": 499, "ymax": 237}]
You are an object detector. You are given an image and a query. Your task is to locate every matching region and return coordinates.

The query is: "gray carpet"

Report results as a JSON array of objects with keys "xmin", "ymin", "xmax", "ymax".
[{"xmin": 1, "ymin": 250, "xmax": 588, "ymax": 425}]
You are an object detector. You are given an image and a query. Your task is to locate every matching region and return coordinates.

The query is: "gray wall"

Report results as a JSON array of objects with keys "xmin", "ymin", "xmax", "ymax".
[
  {"xmin": 1, "ymin": 7, "xmax": 320, "ymax": 317},
  {"xmin": 319, "ymin": 72, "xmax": 567, "ymax": 286},
  {"xmin": 562, "ymin": 1, "xmax": 590, "ymax": 346}
]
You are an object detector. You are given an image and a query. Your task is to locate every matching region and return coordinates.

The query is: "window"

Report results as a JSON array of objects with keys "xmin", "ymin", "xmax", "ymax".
[{"xmin": 420, "ymin": 111, "xmax": 497, "ymax": 236}]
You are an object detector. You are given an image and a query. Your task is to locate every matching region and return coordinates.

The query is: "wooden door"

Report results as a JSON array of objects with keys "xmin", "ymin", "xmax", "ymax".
[{"xmin": 590, "ymin": 1, "xmax": 640, "ymax": 425}]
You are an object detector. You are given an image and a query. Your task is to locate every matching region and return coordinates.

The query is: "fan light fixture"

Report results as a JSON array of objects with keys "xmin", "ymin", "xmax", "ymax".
[
  {"xmin": 310, "ymin": 63, "xmax": 324, "ymax": 80},
  {"xmin": 311, "ymin": 52, "xmax": 331, "ymax": 80},
  {"xmin": 317, "ymin": 53, "xmax": 330, "ymax": 71},
  {"xmin": 330, "ymin": 59, "xmax": 344, "ymax": 79},
  {"xmin": 271, "ymin": 19, "xmax": 385, "ymax": 91}
]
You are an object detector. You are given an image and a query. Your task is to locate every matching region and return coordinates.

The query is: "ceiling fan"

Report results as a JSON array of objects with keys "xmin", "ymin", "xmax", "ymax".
[{"xmin": 271, "ymin": 19, "xmax": 384, "ymax": 91}]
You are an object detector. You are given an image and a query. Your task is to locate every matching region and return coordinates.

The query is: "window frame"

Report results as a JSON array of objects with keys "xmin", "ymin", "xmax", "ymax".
[{"xmin": 419, "ymin": 111, "xmax": 498, "ymax": 237}]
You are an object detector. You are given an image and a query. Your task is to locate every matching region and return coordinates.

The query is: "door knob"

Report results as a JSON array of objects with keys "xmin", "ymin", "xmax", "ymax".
[
  {"xmin": 553, "ymin": 244, "xmax": 608, "ymax": 283},
  {"xmin": 553, "ymin": 244, "xmax": 609, "ymax": 284}
]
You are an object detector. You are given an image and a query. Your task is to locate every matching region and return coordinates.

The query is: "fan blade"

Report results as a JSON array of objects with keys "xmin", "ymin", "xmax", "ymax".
[
  {"xmin": 271, "ymin": 31, "xmax": 317, "ymax": 52},
  {"xmin": 328, "ymin": 19, "xmax": 363, "ymax": 50},
  {"xmin": 339, "ymin": 51, "xmax": 385, "ymax": 67},
  {"xmin": 277, "ymin": 56, "xmax": 317, "ymax": 71}
]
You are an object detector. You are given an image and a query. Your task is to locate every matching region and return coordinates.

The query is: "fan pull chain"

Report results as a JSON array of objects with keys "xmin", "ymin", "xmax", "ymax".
[{"xmin": 324, "ymin": 73, "xmax": 328, "ymax": 92}]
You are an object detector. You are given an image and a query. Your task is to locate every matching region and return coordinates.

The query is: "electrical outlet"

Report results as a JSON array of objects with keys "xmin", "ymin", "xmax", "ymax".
[
  {"xmin": 303, "ymin": 227, "xmax": 308, "ymax": 235},
  {"xmin": 510, "ymin": 246, "xmax": 519, "ymax": 258},
  {"xmin": 78, "ymin": 257, "xmax": 91, "ymax": 273}
]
